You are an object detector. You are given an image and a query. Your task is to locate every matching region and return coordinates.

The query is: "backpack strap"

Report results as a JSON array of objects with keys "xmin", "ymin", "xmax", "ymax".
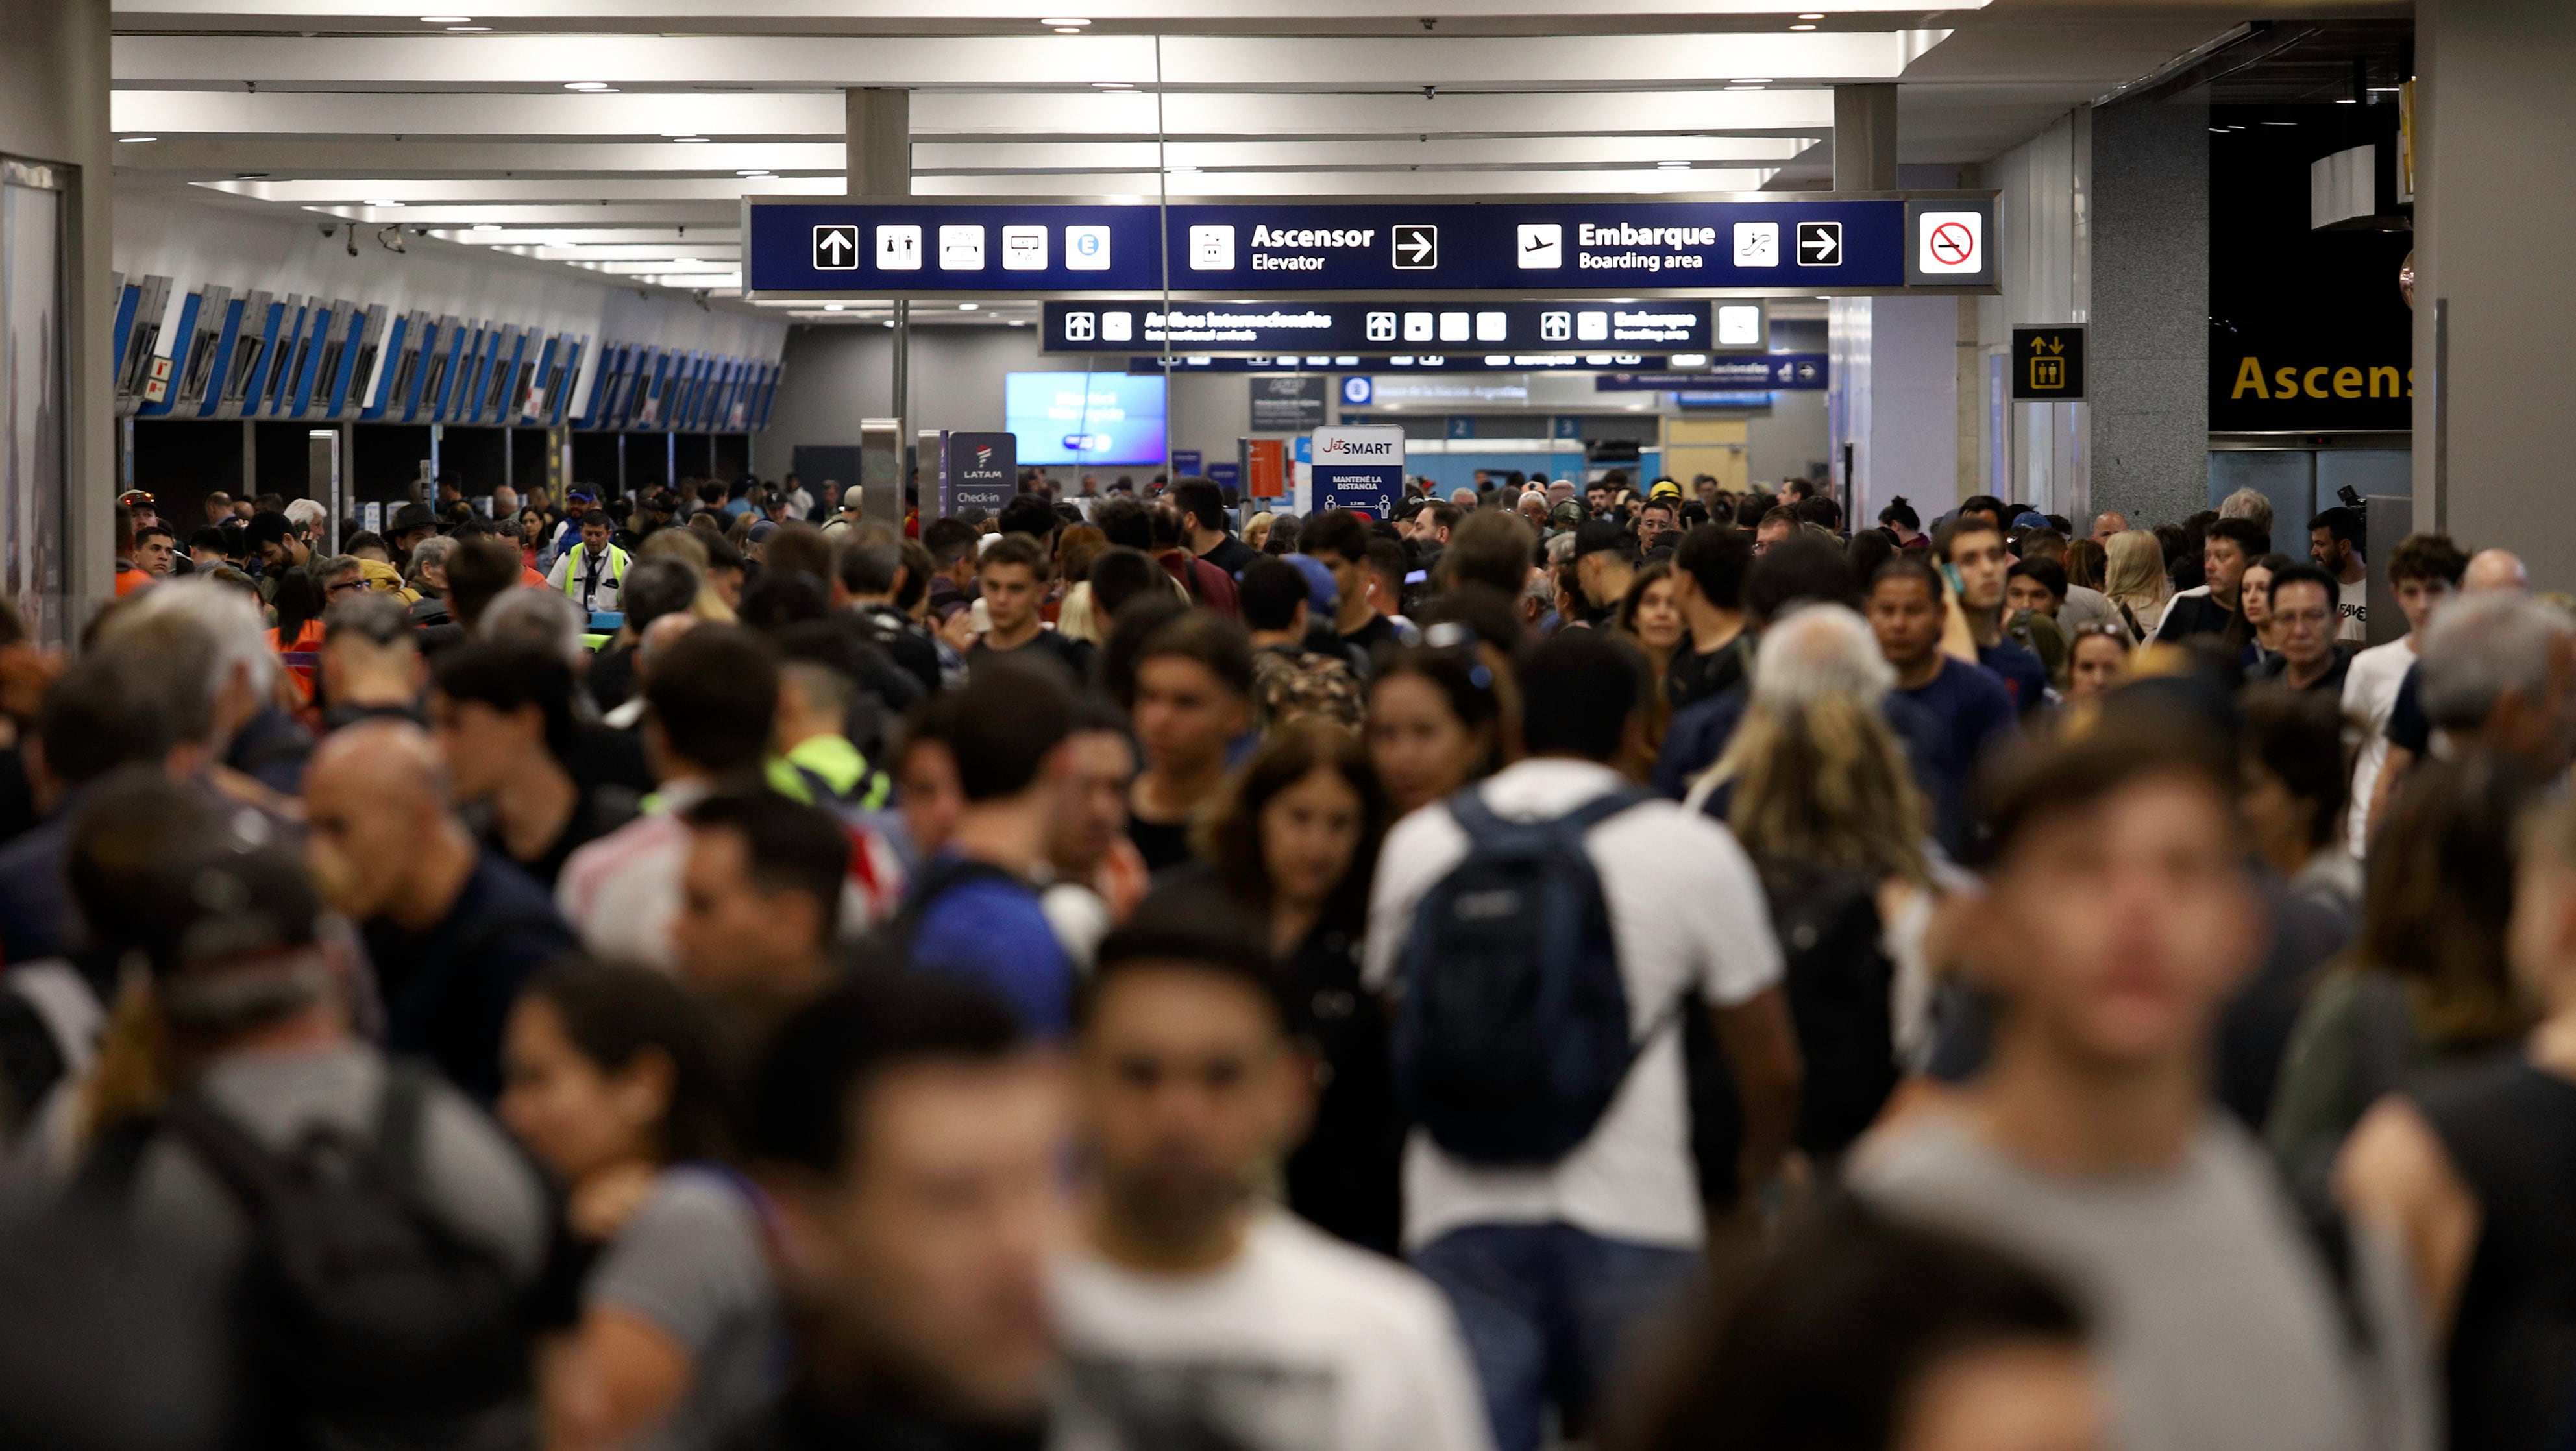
[
  {"xmin": 373, "ymin": 1062, "xmax": 432, "ymax": 1206},
  {"xmin": 1447, "ymin": 783, "xmax": 1652, "ymax": 844}
]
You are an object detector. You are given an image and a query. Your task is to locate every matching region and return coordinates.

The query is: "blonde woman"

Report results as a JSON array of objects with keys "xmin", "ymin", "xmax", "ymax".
[
  {"xmin": 1244, "ymin": 511, "xmax": 1276, "ymax": 553},
  {"xmin": 2102, "ymin": 529, "xmax": 2171, "ymax": 642},
  {"xmin": 1685, "ymin": 605, "xmax": 1946, "ymax": 1133}
]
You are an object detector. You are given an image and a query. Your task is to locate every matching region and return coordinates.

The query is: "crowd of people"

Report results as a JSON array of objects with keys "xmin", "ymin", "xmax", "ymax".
[{"xmin": 11, "ymin": 460, "xmax": 2575, "ymax": 1451}]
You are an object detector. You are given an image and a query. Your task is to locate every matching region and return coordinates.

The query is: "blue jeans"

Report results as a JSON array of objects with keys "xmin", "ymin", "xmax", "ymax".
[{"xmin": 1412, "ymin": 1223, "xmax": 1701, "ymax": 1451}]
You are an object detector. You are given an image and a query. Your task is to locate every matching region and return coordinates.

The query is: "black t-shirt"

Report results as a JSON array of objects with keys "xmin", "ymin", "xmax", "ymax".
[
  {"xmin": 1127, "ymin": 814, "xmax": 1195, "ymax": 875},
  {"xmin": 969, "ymin": 628, "xmax": 1094, "ymax": 688},
  {"xmin": 848, "ymin": 603, "xmax": 944, "ymax": 699},
  {"xmin": 1667, "ymin": 634, "xmax": 1752, "ymax": 713},
  {"xmin": 482, "ymin": 785, "xmax": 640, "ymax": 892},
  {"xmin": 1199, "ymin": 533, "xmax": 1258, "ymax": 579},
  {"xmin": 2250, "ymin": 646, "xmax": 2353, "ymax": 696},
  {"xmin": 362, "ymin": 852, "xmax": 576, "ymax": 1103},
  {"xmin": 2387, "ymin": 660, "xmax": 2430, "ymax": 755},
  {"xmin": 1337, "ymin": 613, "xmax": 1400, "ymax": 668}
]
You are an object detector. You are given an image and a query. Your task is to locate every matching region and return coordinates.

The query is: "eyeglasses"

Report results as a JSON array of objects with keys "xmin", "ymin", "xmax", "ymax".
[
  {"xmin": 325, "ymin": 577, "xmax": 368, "ymax": 596},
  {"xmin": 2071, "ymin": 622, "xmax": 2131, "ymax": 643}
]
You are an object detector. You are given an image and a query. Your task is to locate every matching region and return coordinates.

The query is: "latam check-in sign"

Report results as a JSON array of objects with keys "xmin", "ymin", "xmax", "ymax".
[
  {"xmin": 746, "ymin": 195, "xmax": 1997, "ymax": 295},
  {"xmin": 1041, "ymin": 299, "xmax": 1711, "ymax": 354}
]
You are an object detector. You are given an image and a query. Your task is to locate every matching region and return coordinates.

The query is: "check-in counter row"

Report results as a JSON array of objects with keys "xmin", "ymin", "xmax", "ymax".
[{"xmin": 108, "ymin": 273, "xmax": 781, "ymax": 434}]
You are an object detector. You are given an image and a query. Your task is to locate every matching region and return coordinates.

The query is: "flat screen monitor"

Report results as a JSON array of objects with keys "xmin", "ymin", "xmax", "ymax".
[{"xmin": 1004, "ymin": 371, "xmax": 1166, "ymax": 467}]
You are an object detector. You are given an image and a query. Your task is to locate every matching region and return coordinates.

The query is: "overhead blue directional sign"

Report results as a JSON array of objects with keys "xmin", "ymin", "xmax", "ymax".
[
  {"xmin": 1127, "ymin": 353, "xmax": 1680, "ymax": 374},
  {"xmin": 744, "ymin": 194, "xmax": 1997, "ymax": 297},
  {"xmin": 1595, "ymin": 353, "xmax": 1830, "ymax": 391},
  {"xmin": 1043, "ymin": 299, "xmax": 1711, "ymax": 354}
]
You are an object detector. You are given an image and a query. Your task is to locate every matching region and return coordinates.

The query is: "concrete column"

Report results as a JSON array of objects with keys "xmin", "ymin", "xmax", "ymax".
[
  {"xmin": 2412, "ymin": 0, "xmax": 2576, "ymax": 581},
  {"xmin": 1832, "ymin": 295, "xmax": 1959, "ymax": 528},
  {"xmin": 845, "ymin": 88, "xmax": 911, "ymax": 198},
  {"xmin": 2087, "ymin": 97, "xmax": 2207, "ymax": 529},
  {"xmin": 0, "ymin": 0, "xmax": 112, "ymax": 635},
  {"xmin": 848, "ymin": 88, "xmax": 911, "ymax": 506},
  {"xmin": 1834, "ymin": 84, "xmax": 1898, "ymax": 192}
]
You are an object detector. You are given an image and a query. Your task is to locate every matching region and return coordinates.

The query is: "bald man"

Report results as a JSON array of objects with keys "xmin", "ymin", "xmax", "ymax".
[
  {"xmin": 2091, "ymin": 511, "xmax": 2128, "ymax": 546},
  {"xmin": 2464, "ymin": 547, "xmax": 2529, "ymax": 594},
  {"xmin": 304, "ymin": 720, "xmax": 575, "ymax": 1100}
]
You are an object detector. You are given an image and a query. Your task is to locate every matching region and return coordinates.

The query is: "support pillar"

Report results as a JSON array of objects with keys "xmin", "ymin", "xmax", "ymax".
[
  {"xmin": 848, "ymin": 88, "xmax": 912, "ymax": 518},
  {"xmin": 1834, "ymin": 84, "xmax": 1898, "ymax": 192},
  {"xmin": 2413, "ymin": 0, "xmax": 2576, "ymax": 582}
]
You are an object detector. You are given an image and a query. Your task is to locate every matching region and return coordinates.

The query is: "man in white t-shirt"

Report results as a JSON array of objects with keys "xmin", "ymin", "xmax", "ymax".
[
  {"xmin": 2342, "ymin": 532, "xmax": 2466, "ymax": 856},
  {"xmin": 2310, "ymin": 505, "xmax": 2371, "ymax": 644},
  {"xmin": 1053, "ymin": 898, "xmax": 1493, "ymax": 1451},
  {"xmin": 1362, "ymin": 629, "xmax": 1801, "ymax": 1451}
]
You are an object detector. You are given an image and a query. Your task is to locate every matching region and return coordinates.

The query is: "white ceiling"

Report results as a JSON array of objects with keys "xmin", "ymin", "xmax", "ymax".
[{"xmin": 106, "ymin": 0, "xmax": 2324, "ymax": 308}]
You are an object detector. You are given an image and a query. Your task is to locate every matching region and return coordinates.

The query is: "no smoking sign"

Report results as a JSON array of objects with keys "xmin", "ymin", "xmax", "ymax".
[{"xmin": 1915, "ymin": 210, "xmax": 1983, "ymax": 276}]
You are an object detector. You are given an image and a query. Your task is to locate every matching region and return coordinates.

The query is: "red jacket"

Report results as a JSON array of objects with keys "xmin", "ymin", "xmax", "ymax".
[{"xmin": 1153, "ymin": 548, "xmax": 1238, "ymax": 616}]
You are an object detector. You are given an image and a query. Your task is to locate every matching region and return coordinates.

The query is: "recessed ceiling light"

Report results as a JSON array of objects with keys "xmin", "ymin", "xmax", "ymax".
[
  {"xmin": 1734, "ymin": 78, "xmax": 1773, "ymax": 84},
  {"xmin": 1040, "ymin": 17, "xmax": 1091, "ymax": 25},
  {"xmin": 565, "ymin": 81, "xmax": 610, "ymax": 90},
  {"xmin": 1053, "ymin": 26, "xmax": 1082, "ymax": 32},
  {"xmin": 881, "ymin": 320, "xmax": 896, "ymax": 328},
  {"xmin": 824, "ymin": 303, "xmax": 846, "ymax": 311},
  {"xmin": 1008, "ymin": 319, "xmax": 1027, "ymax": 327},
  {"xmin": 419, "ymin": 14, "xmax": 471, "ymax": 21},
  {"xmin": 1799, "ymin": 12, "xmax": 1824, "ymax": 18},
  {"xmin": 672, "ymin": 136, "xmax": 711, "ymax": 143},
  {"xmin": 1092, "ymin": 81, "xmax": 1134, "ymax": 89},
  {"xmin": 959, "ymin": 302, "xmax": 980, "ymax": 311},
  {"xmin": 1658, "ymin": 160, "xmax": 1690, "ymax": 169},
  {"xmin": 1789, "ymin": 23, "xmax": 1816, "ymax": 30},
  {"xmin": 118, "ymin": 135, "xmax": 156, "ymax": 143},
  {"xmin": 737, "ymin": 169, "xmax": 772, "ymax": 177},
  {"xmin": 2335, "ymin": 97, "xmax": 2358, "ymax": 104},
  {"xmin": 470, "ymin": 223, "xmax": 502, "ymax": 232}
]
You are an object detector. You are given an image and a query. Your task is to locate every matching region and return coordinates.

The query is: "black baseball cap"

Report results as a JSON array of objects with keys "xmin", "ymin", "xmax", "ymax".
[{"xmin": 127, "ymin": 842, "xmax": 321, "ymax": 981}]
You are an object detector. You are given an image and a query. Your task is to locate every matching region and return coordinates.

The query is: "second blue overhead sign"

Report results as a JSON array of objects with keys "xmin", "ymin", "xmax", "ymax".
[{"xmin": 746, "ymin": 194, "xmax": 1998, "ymax": 297}]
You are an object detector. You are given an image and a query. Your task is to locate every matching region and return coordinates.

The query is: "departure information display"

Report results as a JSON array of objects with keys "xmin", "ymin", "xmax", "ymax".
[
  {"xmin": 746, "ymin": 195, "xmax": 1996, "ymax": 295},
  {"xmin": 1042, "ymin": 299, "xmax": 1711, "ymax": 354}
]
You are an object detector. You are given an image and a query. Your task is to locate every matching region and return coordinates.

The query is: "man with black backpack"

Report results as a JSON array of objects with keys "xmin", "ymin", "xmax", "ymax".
[
  {"xmin": 1363, "ymin": 628, "xmax": 1802, "ymax": 1451},
  {"xmin": 75, "ymin": 783, "xmax": 553, "ymax": 1451}
]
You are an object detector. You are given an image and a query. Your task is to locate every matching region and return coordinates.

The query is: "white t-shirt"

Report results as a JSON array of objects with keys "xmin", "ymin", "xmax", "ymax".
[
  {"xmin": 2341, "ymin": 635, "xmax": 2416, "ymax": 856},
  {"xmin": 1362, "ymin": 758, "xmax": 1784, "ymax": 1251},
  {"xmin": 2338, "ymin": 573, "xmax": 2369, "ymax": 642},
  {"xmin": 1053, "ymin": 1210, "xmax": 1493, "ymax": 1451}
]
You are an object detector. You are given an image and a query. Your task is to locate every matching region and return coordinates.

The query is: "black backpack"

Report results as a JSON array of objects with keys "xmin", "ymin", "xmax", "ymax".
[
  {"xmin": 1393, "ymin": 786, "xmax": 1654, "ymax": 1165},
  {"xmin": 94, "ymin": 1064, "xmax": 529, "ymax": 1450}
]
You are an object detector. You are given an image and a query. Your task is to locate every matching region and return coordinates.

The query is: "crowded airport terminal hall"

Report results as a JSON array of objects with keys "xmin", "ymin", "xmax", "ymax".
[{"xmin": 3, "ymin": 1, "xmax": 2576, "ymax": 1448}]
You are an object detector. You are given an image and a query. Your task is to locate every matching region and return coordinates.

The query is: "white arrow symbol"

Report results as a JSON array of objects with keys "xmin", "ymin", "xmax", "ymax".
[
  {"xmin": 818, "ymin": 230, "xmax": 853, "ymax": 263},
  {"xmin": 1399, "ymin": 230, "xmax": 1433, "ymax": 263}
]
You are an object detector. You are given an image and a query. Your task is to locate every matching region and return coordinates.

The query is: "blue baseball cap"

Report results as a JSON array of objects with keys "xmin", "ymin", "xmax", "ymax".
[{"xmin": 1287, "ymin": 553, "xmax": 1340, "ymax": 615}]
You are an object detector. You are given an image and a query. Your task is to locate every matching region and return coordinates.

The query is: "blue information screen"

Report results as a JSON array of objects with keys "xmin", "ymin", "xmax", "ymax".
[
  {"xmin": 746, "ymin": 196, "xmax": 1994, "ymax": 295},
  {"xmin": 1005, "ymin": 372, "xmax": 1167, "ymax": 466}
]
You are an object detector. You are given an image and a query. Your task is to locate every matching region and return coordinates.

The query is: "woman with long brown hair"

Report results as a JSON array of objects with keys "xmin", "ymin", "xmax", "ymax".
[{"xmin": 1186, "ymin": 720, "xmax": 1401, "ymax": 1254}]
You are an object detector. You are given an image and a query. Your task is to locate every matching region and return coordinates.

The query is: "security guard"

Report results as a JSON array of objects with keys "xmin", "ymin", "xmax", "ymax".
[{"xmin": 545, "ymin": 508, "xmax": 629, "ymax": 616}]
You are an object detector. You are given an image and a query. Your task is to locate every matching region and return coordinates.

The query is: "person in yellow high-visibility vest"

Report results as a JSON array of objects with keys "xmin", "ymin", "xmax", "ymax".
[{"xmin": 545, "ymin": 509, "xmax": 629, "ymax": 616}]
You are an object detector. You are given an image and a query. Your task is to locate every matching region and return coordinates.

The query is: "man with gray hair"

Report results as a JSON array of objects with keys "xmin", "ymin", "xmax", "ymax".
[
  {"xmin": 2415, "ymin": 590, "xmax": 2576, "ymax": 779},
  {"xmin": 478, "ymin": 585, "xmax": 587, "ymax": 669},
  {"xmin": 2218, "ymin": 486, "xmax": 2274, "ymax": 538},
  {"xmin": 108, "ymin": 577, "xmax": 312, "ymax": 793},
  {"xmin": 2365, "ymin": 548, "xmax": 2536, "ymax": 844}
]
